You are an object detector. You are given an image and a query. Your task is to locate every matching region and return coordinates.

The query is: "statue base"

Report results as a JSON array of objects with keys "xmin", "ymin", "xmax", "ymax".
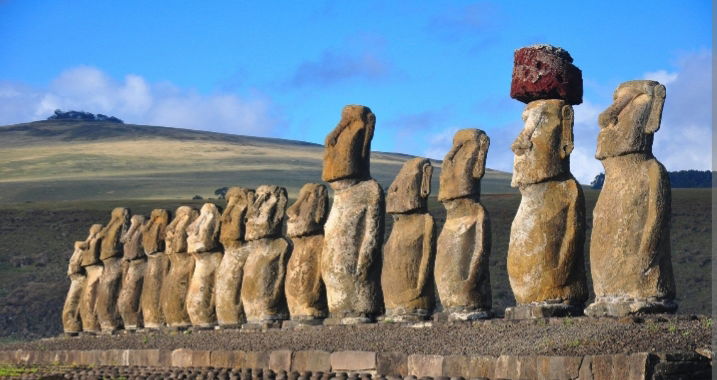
[
  {"xmin": 505, "ymin": 302, "xmax": 583, "ymax": 319},
  {"xmin": 584, "ymin": 297, "xmax": 678, "ymax": 317},
  {"xmin": 242, "ymin": 320, "xmax": 283, "ymax": 330},
  {"xmin": 379, "ymin": 309, "xmax": 430, "ymax": 323},
  {"xmin": 323, "ymin": 316, "xmax": 374, "ymax": 325},
  {"xmin": 215, "ymin": 323, "xmax": 242, "ymax": 330},
  {"xmin": 282, "ymin": 318, "xmax": 324, "ymax": 330},
  {"xmin": 63, "ymin": 331, "xmax": 80, "ymax": 337},
  {"xmin": 433, "ymin": 308, "xmax": 492, "ymax": 322},
  {"xmin": 190, "ymin": 324, "xmax": 216, "ymax": 332}
]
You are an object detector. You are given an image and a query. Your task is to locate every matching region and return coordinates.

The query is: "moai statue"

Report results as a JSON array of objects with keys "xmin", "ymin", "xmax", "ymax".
[
  {"xmin": 186, "ymin": 203, "xmax": 223, "ymax": 328},
  {"xmin": 321, "ymin": 105, "xmax": 385, "ymax": 324},
  {"xmin": 78, "ymin": 224, "xmax": 103, "ymax": 333},
  {"xmin": 95, "ymin": 207, "xmax": 131, "ymax": 333},
  {"xmin": 381, "ymin": 158, "xmax": 436, "ymax": 322},
  {"xmin": 62, "ymin": 229, "xmax": 97, "ymax": 335},
  {"xmin": 506, "ymin": 45, "xmax": 588, "ymax": 319},
  {"xmin": 160, "ymin": 206, "xmax": 199, "ymax": 329},
  {"xmin": 215, "ymin": 187, "xmax": 254, "ymax": 328},
  {"xmin": 116, "ymin": 214, "xmax": 146, "ymax": 331},
  {"xmin": 435, "ymin": 129, "xmax": 492, "ymax": 321},
  {"xmin": 240, "ymin": 185, "xmax": 291, "ymax": 328},
  {"xmin": 585, "ymin": 80, "xmax": 676, "ymax": 317},
  {"xmin": 139, "ymin": 209, "xmax": 171, "ymax": 329},
  {"xmin": 284, "ymin": 183, "xmax": 329, "ymax": 325}
]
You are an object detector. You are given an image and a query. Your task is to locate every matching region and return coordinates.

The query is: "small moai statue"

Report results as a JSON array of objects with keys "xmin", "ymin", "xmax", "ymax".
[
  {"xmin": 215, "ymin": 187, "xmax": 255, "ymax": 328},
  {"xmin": 95, "ymin": 207, "xmax": 131, "ymax": 333},
  {"xmin": 381, "ymin": 158, "xmax": 436, "ymax": 322},
  {"xmin": 160, "ymin": 205, "xmax": 199, "ymax": 329},
  {"xmin": 78, "ymin": 224, "xmax": 103, "ymax": 333},
  {"xmin": 321, "ymin": 105, "xmax": 385, "ymax": 324},
  {"xmin": 186, "ymin": 203, "xmax": 223, "ymax": 328},
  {"xmin": 435, "ymin": 129, "xmax": 492, "ymax": 321},
  {"xmin": 240, "ymin": 185, "xmax": 291, "ymax": 328},
  {"xmin": 284, "ymin": 183, "xmax": 329, "ymax": 325},
  {"xmin": 117, "ymin": 214, "xmax": 147, "ymax": 331},
  {"xmin": 139, "ymin": 209, "xmax": 171, "ymax": 329},
  {"xmin": 506, "ymin": 45, "xmax": 588, "ymax": 319},
  {"xmin": 62, "ymin": 229, "xmax": 96, "ymax": 335},
  {"xmin": 585, "ymin": 80, "xmax": 676, "ymax": 317}
]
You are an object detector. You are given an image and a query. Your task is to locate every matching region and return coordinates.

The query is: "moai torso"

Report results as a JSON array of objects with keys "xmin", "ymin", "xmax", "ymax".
[
  {"xmin": 63, "ymin": 225, "xmax": 101, "ymax": 334},
  {"xmin": 95, "ymin": 207, "xmax": 130, "ymax": 332},
  {"xmin": 285, "ymin": 183, "xmax": 329, "ymax": 321},
  {"xmin": 140, "ymin": 209, "xmax": 171, "ymax": 329},
  {"xmin": 117, "ymin": 214, "xmax": 147, "ymax": 330},
  {"xmin": 78, "ymin": 224, "xmax": 103, "ymax": 332},
  {"xmin": 381, "ymin": 158, "xmax": 436, "ymax": 320},
  {"xmin": 186, "ymin": 203, "xmax": 223, "ymax": 327}
]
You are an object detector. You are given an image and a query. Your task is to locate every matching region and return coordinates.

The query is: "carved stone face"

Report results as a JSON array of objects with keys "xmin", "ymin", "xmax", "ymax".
[
  {"xmin": 596, "ymin": 80, "xmax": 666, "ymax": 160},
  {"xmin": 438, "ymin": 129, "xmax": 489, "ymax": 202},
  {"xmin": 142, "ymin": 209, "xmax": 170, "ymax": 255},
  {"xmin": 80, "ymin": 223, "xmax": 104, "ymax": 267},
  {"xmin": 245, "ymin": 185, "xmax": 288, "ymax": 241},
  {"xmin": 165, "ymin": 206, "xmax": 199, "ymax": 254},
  {"xmin": 187, "ymin": 203, "xmax": 222, "ymax": 253},
  {"xmin": 511, "ymin": 99, "xmax": 574, "ymax": 187},
  {"xmin": 322, "ymin": 105, "xmax": 375, "ymax": 182},
  {"xmin": 287, "ymin": 183, "xmax": 328, "ymax": 237},
  {"xmin": 219, "ymin": 187, "xmax": 254, "ymax": 247},
  {"xmin": 387, "ymin": 157, "xmax": 432, "ymax": 213},
  {"xmin": 121, "ymin": 214, "xmax": 146, "ymax": 259},
  {"xmin": 99, "ymin": 207, "xmax": 131, "ymax": 260}
]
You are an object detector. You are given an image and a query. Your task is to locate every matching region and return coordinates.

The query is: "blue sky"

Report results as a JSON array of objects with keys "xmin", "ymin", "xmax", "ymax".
[{"xmin": 0, "ymin": 1, "xmax": 712, "ymax": 182}]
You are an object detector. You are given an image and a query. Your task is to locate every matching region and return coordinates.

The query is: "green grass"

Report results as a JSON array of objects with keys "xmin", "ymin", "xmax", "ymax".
[{"xmin": 0, "ymin": 364, "xmax": 39, "ymax": 376}]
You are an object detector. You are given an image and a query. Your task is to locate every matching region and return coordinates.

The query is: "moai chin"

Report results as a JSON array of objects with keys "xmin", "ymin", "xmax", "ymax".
[
  {"xmin": 215, "ymin": 187, "xmax": 254, "ymax": 328},
  {"xmin": 117, "ymin": 214, "xmax": 147, "ymax": 331},
  {"xmin": 78, "ymin": 224, "xmax": 103, "ymax": 333},
  {"xmin": 63, "ymin": 225, "xmax": 100, "ymax": 335},
  {"xmin": 435, "ymin": 129, "xmax": 492, "ymax": 321},
  {"xmin": 95, "ymin": 207, "xmax": 130, "ymax": 333},
  {"xmin": 240, "ymin": 185, "xmax": 291, "ymax": 328},
  {"xmin": 585, "ymin": 80, "xmax": 676, "ymax": 317},
  {"xmin": 284, "ymin": 183, "xmax": 329, "ymax": 325},
  {"xmin": 381, "ymin": 158, "xmax": 436, "ymax": 322},
  {"xmin": 321, "ymin": 105, "xmax": 385, "ymax": 324},
  {"xmin": 160, "ymin": 206, "xmax": 199, "ymax": 329},
  {"xmin": 140, "ymin": 209, "xmax": 171, "ymax": 329},
  {"xmin": 506, "ymin": 47, "xmax": 588, "ymax": 319},
  {"xmin": 186, "ymin": 203, "xmax": 223, "ymax": 328}
]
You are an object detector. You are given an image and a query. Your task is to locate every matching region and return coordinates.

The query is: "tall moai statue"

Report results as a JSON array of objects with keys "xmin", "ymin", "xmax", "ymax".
[
  {"xmin": 186, "ymin": 203, "xmax": 223, "ymax": 328},
  {"xmin": 381, "ymin": 158, "xmax": 436, "ymax": 322},
  {"xmin": 585, "ymin": 80, "xmax": 676, "ymax": 317},
  {"xmin": 140, "ymin": 209, "xmax": 171, "ymax": 329},
  {"xmin": 117, "ymin": 214, "xmax": 147, "ymax": 331},
  {"xmin": 435, "ymin": 129, "xmax": 492, "ymax": 321},
  {"xmin": 62, "ymin": 226, "xmax": 100, "ymax": 335},
  {"xmin": 160, "ymin": 206, "xmax": 199, "ymax": 329},
  {"xmin": 285, "ymin": 183, "xmax": 329, "ymax": 325},
  {"xmin": 215, "ymin": 187, "xmax": 254, "ymax": 328},
  {"xmin": 506, "ymin": 45, "xmax": 588, "ymax": 319},
  {"xmin": 78, "ymin": 224, "xmax": 103, "ymax": 333},
  {"xmin": 95, "ymin": 207, "xmax": 131, "ymax": 333},
  {"xmin": 321, "ymin": 105, "xmax": 385, "ymax": 324},
  {"xmin": 240, "ymin": 185, "xmax": 291, "ymax": 328}
]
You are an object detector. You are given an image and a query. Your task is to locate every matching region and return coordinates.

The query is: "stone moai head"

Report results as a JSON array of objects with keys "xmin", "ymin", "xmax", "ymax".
[
  {"xmin": 121, "ymin": 214, "xmax": 146, "ymax": 259},
  {"xmin": 219, "ymin": 187, "xmax": 255, "ymax": 248},
  {"xmin": 511, "ymin": 99, "xmax": 574, "ymax": 187},
  {"xmin": 99, "ymin": 207, "xmax": 131, "ymax": 259},
  {"xmin": 80, "ymin": 223, "xmax": 104, "ymax": 266},
  {"xmin": 510, "ymin": 44, "xmax": 583, "ymax": 105},
  {"xmin": 187, "ymin": 203, "xmax": 222, "ymax": 253},
  {"xmin": 596, "ymin": 80, "xmax": 666, "ymax": 160},
  {"xmin": 386, "ymin": 157, "xmax": 433, "ymax": 213},
  {"xmin": 286, "ymin": 183, "xmax": 329, "ymax": 237},
  {"xmin": 245, "ymin": 185, "xmax": 288, "ymax": 241},
  {"xmin": 322, "ymin": 105, "xmax": 376, "ymax": 183},
  {"xmin": 142, "ymin": 209, "xmax": 171, "ymax": 255},
  {"xmin": 438, "ymin": 129, "xmax": 490, "ymax": 202},
  {"xmin": 165, "ymin": 206, "xmax": 199, "ymax": 254}
]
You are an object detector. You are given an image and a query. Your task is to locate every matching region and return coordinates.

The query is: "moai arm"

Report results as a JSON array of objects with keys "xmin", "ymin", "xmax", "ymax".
[
  {"xmin": 466, "ymin": 206, "xmax": 490, "ymax": 286},
  {"xmin": 555, "ymin": 183, "xmax": 582, "ymax": 285},
  {"xmin": 270, "ymin": 239, "xmax": 291, "ymax": 304},
  {"xmin": 356, "ymin": 199, "xmax": 382, "ymax": 280},
  {"xmin": 415, "ymin": 214, "xmax": 435, "ymax": 295},
  {"xmin": 639, "ymin": 163, "xmax": 670, "ymax": 271}
]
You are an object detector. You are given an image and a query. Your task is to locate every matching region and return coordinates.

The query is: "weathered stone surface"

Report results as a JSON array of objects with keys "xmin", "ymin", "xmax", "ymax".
[
  {"xmin": 407, "ymin": 354, "xmax": 443, "ymax": 377},
  {"xmin": 285, "ymin": 183, "xmax": 329, "ymax": 321},
  {"xmin": 443, "ymin": 355, "xmax": 495, "ymax": 379},
  {"xmin": 269, "ymin": 349, "xmax": 293, "ymax": 372},
  {"xmin": 142, "ymin": 209, "xmax": 170, "ymax": 255},
  {"xmin": 121, "ymin": 214, "xmax": 146, "ymax": 261},
  {"xmin": 322, "ymin": 179, "xmax": 385, "ymax": 321},
  {"xmin": 505, "ymin": 303, "xmax": 582, "ymax": 319},
  {"xmin": 160, "ymin": 206, "xmax": 199, "ymax": 328},
  {"xmin": 219, "ymin": 187, "xmax": 254, "ymax": 249},
  {"xmin": 245, "ymin": 185, "xmax": 288, "ymax": 241},
  {"xmin": 79, "ymin": 264, "xmax": 103, "ymax": 332},
  {"xmin": 322, "ymin": 105, "xmax": 375, "ymax": 182},
  {"xmin": 292, "ymin": 350, "xmax": 331, "ymax": 372},
  {"xmin": 244, "ymin": 351, "xmax": 270, "ymax": 369},
  {"xmin": 117, "ymin": 215, "xmax": 146, "ymax": 330},
  {"xmin": 140, "ymin": 252, "xmax": 169, "ymax": 329},
  {"xmin": 79, "ymin": 224, "xmax": 103, "ymax": 267},
  {"xmin": 510, "ymin": 44, "xmax": 583, "ymax": 105},
  {"xmin": 95, "ymin": 207, "xmax": 130, "ymax": 332},
  {"xmin": 63, "ymin": 225, "xmax": 99, "ymax": 334},
  {"xmin": 438, "ymin": 130, "xmax": 489, "ymax": 202},
  {"xmin": 508, "ymin": 99, "xmax": 588, "ymax": 312},
  {"xmin": 587, "ymin": 80, "xmax": 676, "ymax": 317},
  {"xmin": 99, "ymin": 208, "xmax": 130, "ymax": 261},
  {"xmin": 186, "ymin": 203, "xmax": 223, "ymax": 327},
  {"xmin": 330, "ymin": 351, "xmax": 377, "ymax": 371},
  {"xmin": 377, "ymin": 352, "xmax": 408, "ymax": 377},
  {"xmin": 386, "ymin": 158, "xmax": 433, "ymax": 213}
]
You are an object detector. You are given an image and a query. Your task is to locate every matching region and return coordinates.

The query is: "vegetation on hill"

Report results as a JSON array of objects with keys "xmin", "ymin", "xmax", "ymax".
[
  {"xmin": 590, "ymin": 170, "xmax": 713, "ymax": 189},
  {"xmin": 47, "ymin": 109, "xmax": 123, "ymax": 123}
]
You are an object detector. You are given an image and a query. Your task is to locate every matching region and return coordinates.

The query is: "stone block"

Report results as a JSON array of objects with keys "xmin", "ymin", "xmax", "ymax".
[
  {"xmin": 270, "ymin": 350, "xmax": 293, "ymax": 372},
  {"xmin": 515, "ymin": 356, "xmax": 538, "ymax": 379},
  {"xmin": 535, "ymin": 356, "xmax": 582, "ymax": 379},
  {"xmin": 591, "ymin": 354, "xmax": 614, "ymax": 379},
  {"xmin": 293, "ymin": 350, "xmax": 331, "ymax": 372},
  {"xmin": 443, "ymin": 355, "xmax": 495, "ymax": 379},
  {"xmin": 128, "ymin": 349, "xmax": 161, "ymax": 367},
  {"xmin": 245, "ymin": 351, "xmax": 270, "ymax": 369},
  {"xmin": 377, "ymin": 352, "xmax": 408, "ymax": 377},
  {"xmin": 628, "ymin": 352, "xmax": 658, "ymax": 380},
  {"xmin": 80, "ymin": 350, "xmax": 102, "ymax": 365},
  {"xmin": 172, "ymin": 348, "xmax": 193, "ymax": 367},
  {"xmin": 192, "ymin": 350, "xmax": 212, "ymax": 367},
  {"xmin": 510, "ymin": 44, "xmax": 583, "ymax": 105},
  {"xmin": 211, "ymin": 350, "xmax": 245, "ymax": 368},
  {"xmin": 407, "ymin": 354, "xmax": 444, "ymax": 377},
  {"xmin": 66, "ymin": 350, "xmax": 83, "ymax": 365},
  {"xmin": 330, "ymin": 351, "xmax": 377, "ymax": 372}
]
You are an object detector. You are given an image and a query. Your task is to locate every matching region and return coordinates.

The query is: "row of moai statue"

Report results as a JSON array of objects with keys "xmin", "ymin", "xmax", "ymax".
[{"xmin": 62, "ymin": 44, "xmax": 676, "ymax": 334}]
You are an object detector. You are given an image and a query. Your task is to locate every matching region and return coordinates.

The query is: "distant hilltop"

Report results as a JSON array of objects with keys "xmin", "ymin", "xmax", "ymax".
[{"xmin": 48, "ymin": 109, "xmax": 123, "ymax": 123}]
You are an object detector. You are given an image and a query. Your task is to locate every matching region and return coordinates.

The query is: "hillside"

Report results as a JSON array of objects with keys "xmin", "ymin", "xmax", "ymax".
[{"xmin": 0, "ymin": 120, "xmax": 514, "ymax": 203}]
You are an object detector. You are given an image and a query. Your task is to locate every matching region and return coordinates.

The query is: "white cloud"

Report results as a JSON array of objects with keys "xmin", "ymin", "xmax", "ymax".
[
  {"xmin": 643, "ymin": 70, "xmax": 679, "ymax": 85},
  {"xmin": 0, "ymin": 66, "xmax": 280, "ymax": 136}
]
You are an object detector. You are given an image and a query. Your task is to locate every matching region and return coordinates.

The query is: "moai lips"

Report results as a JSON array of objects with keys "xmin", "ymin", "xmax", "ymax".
[
  {"xmin": 381, "ymin": 158, "xmax": 436, "ymax": 322},
  {"xmin": 322, "ymin": 105, "xmax": 375, "ymax": 182},
  {"xmin": 186, "ymin": 203, "xmax": 223, "ymax": 328},
  {"xmin": 510, "ymin": 44, "xmax": 583, "ymax": 105},
  {"xmin": 96, "ymin": 207, "xmax": 130, "ymax": 333},
  {"xmin": 117, "ymin": 215, "xmax": 147, "ymax": 330},
  {"xmin": 586, "ymin": 80, "xmax": 676, "ymax": 317},
  {"xmin": 140, "ymin": 209, "xmax": 171, "ymax": 329},
  {"xmin": 78, "ymin": 224, "xmax": 103, "ymax": 333}
]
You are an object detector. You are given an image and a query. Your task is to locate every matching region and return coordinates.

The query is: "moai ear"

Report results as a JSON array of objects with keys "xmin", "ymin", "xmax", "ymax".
[
  {"xmin": 645, "ymin": 84, "xmax": 666, "ymax": 134},
  {"xmin": 313, "ymin": 186, "xmax": 328, "ymax": 225},
  {"xmin": 560, "ymin": 105, "xmax": 575, "ymax": 159},
  {"xmin": 361, "ymin": 112, "xmax": 376, "ymax": 163},
  {"xmin": 420, "ymin": 162, "xmax": 433, "ymax": 198},
  {"xmin": 273, "ymin": 188, "xmax": 288, "ymax": 228},
  {"xmin": 472, "ymin": 133, "xmax": 490, "ymax": 180}
]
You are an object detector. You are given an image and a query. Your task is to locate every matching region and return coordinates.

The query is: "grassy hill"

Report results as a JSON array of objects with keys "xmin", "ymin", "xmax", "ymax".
[{"xmin": 0, "ymin": 120, "xmax": 514, "ymax": 203}]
